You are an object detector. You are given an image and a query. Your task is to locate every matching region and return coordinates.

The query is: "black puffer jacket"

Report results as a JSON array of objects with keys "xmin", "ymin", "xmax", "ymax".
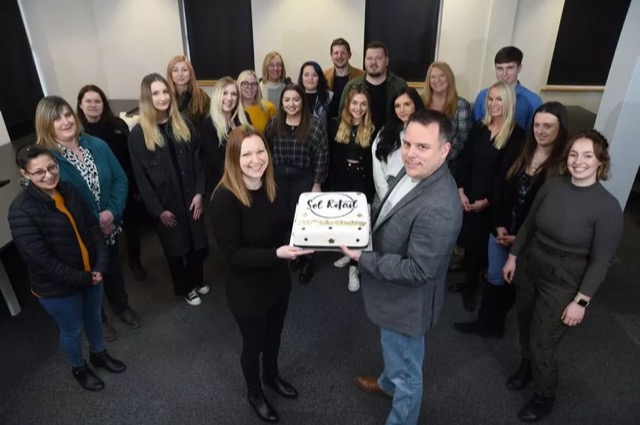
[{"xmin": 8, "ymin": 182, "xmax": 108, "ymax": 298}]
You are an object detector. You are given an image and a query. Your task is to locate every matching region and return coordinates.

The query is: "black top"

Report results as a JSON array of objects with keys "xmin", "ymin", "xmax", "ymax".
[
  {"xmin": 328, "ymin": 75, "xmax": 349, "ymax": 119},
  {"xmin": 211, "ymin": 186, "xmax": 291, "ymax": 317},
  {"xmin": 200, "ymin": 114, "xmax": 249, "ymax": 190},
  {"xmin": 84, "ymin": 119, "xmax": 138, "ymax": 195},
  {"xmin": 457, "ymin": 122, "xmax": 525, "ymax": 203},
  {"xmin": 366, "ymin": 79, "xmax": 388, "ymax": 131},
  {"xmin": 8, "ymin": 182, "xmax": 109, "ymax": 298}
]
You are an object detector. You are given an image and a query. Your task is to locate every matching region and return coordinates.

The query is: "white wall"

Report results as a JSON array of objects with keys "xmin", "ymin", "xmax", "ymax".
[
  {"xmin": 251, "ymin": 0, "xmax": 365, "ymax": 80},
  {"xmin": 19, "ymin": 0, "xmax": 182, "ymax": 104},
  {"xmin": 19, "ymin": 0, "xmax": 602, "ymax": 112}
]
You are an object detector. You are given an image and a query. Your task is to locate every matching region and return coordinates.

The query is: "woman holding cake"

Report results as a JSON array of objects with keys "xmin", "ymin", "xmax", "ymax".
[
  {"xmin": 265, "ymin": 83, "xmax": 328, "ymax": 284},
  {"xmin": 211, "ymin": 125, "xmax": 312, "ymax": 423},
  {"xmin": 331, "ymin": 85, "xmax": 375, "ymax": 292}
]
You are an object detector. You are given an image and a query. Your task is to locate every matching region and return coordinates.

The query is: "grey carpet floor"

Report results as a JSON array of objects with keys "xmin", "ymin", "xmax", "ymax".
[{"xmin": 1, "ymin": 204, "xmax": 640, "ymax": 425}]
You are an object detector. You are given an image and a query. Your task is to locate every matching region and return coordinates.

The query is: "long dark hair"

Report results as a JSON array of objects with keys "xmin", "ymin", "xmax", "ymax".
[
  {"xmin": 297, "ymin": 61, "xmax": 330, "ymax": 107},
  {"xmin": 375, "ymin": 87, "xmax": 424, "ymax": 161},
  {"xmin": 76, "ymin": 84, "xmax": 118, "ymax": 129},
  {"xmin": 270, "ymin": 83, "xmax": 312, "ymax": 143},
  {"xmin": 506, "ymin": 101, "xmax": 569, "ymax": 180}
]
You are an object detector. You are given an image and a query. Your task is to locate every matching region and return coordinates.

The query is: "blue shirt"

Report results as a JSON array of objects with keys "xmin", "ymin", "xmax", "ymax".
[{"xmin": 472, "ymin": 82, "xmax": 542, "ymax": 131}]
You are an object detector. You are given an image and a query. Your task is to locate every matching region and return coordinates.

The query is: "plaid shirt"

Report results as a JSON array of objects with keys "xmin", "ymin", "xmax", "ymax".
[
  {"xmin": 449, "ymin": 97, "xmax": 473, "ymax": 161},
  {"xmin": 268, "ymin": 116, "xmax": 328, "ymax": 184}
]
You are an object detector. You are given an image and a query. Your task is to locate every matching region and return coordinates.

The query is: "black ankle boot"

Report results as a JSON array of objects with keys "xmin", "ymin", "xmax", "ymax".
[
  {"xmin": 247, "ymin": 389, "xmax": 279, "ymax": 423},
  {"xmin": 517, "ymin": 393, "xmax": 555, "ymax": 422},
  {"xmin": 72, "ymin": 363, "xmax": 104, "ymax": 391},
  {"xmin": 263, "ymin": 374, "xmax": 299, "ymax": 399},
  {"xmin": 506, "ymin": 360, "xmax": 532, "ymax": 390},
  {"xmin": 90, "ymin": 350, "xmax": 126, "ymax": 373},
  {"xmin": 453, "ymin": 319, "xmax": 482, "ymax": 334}
]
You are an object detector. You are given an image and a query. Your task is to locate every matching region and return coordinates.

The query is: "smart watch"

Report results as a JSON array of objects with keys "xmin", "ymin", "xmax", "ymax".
[{"xmin": 574, "ymin": 297, "xmax": 590, "ymax": 308}]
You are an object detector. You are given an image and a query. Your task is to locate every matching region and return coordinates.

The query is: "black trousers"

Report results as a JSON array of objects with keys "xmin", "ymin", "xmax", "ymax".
[
  {"xmin": 274, "ymin": 165, "xmax": 314, "ymax": 216},
  {"xmin": 102, "ymin": 238, "xmax": 130, "ymax": 315},
  {"xmin": 121, "ymin": 197, "xmax": 145, "ymax": 266},
  {"xmin": 165, "ymin": 248, "xmax": 207, "ymax": 296},
  {"xmin": 516, "ymin": 237, "xmax": 588, "ymax": 397},
  {"xmin": 233, "ymin": 295, "xmax": 290, "ymax": 393},
  {"xmin": 460, "ymin": 208, "xmax": 492, "ymax": 290}
]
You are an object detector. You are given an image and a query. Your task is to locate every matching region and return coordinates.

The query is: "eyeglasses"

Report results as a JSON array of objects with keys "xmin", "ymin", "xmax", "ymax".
[
  {"xmin": 268, "ymin": 63, "xmax": 283, "ymax": 69},
  {"xmin": 27, "ymin": 163, "xmax": 59, "ymax": 180},
  {"xmin": 240, "ymin": 81, "xmax": 259, "ymax": 89}
]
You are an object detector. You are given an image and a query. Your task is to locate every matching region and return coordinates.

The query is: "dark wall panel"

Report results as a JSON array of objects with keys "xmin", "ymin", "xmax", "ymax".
[
  {"xmin": 547, "ymin": 0, "xmax": 631, "ymax": 86},
  {"xmin": 183, "ymin": 0, "xmax": 255, "ymax": 79},
  {"xmin": 364, "ymin": 0, "xmax": 441, "ymax": 81},
  {"xmin": 0, "ymin": 1, "xmax": 44, "ymax": 141}
]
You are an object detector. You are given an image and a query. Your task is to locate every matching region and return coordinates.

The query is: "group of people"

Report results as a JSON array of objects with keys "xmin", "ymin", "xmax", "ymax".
[{"xmin": 7, "ymin": 38, "xmax": 623, "ymax": 425}]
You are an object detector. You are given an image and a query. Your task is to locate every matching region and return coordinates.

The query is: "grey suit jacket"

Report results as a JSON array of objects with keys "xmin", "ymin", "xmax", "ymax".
[{"xmin": 359, "ymin": 163, "xmax": 463, "ymax": 337}]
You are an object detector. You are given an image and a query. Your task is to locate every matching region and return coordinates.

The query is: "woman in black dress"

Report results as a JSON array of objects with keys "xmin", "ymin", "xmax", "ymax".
[
  {"xmin": 455, "ymin": 81, "xmax": 525, "ymax": 311},
  {"xmin": 211, "ymin": 125, "xmax": 312, "ymax": 423}
]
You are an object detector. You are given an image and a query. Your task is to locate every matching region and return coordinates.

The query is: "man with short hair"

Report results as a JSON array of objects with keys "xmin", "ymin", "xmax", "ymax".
[
  {"xmin": 340, "ymin": 41, "xmax": 406, "ymax": 132},
  {"xmin": 341, "ymin": 109, "xmax": 463, "ymax": 425},
  {"xmin": 473, "ymin": 46, "xmax": 542, "ymax": 130}
]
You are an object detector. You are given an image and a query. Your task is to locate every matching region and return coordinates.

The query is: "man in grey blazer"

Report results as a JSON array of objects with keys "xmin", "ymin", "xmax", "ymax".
[{"xmin": 341, "ymin": 109, "xmax": 463, "ymax": 425}]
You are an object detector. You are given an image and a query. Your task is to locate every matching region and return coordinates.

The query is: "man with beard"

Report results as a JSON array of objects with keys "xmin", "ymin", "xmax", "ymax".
[
  {"xmin": 324, "ymin": 38, "xmax": 364, "ymax": 130},
  {"xmin": 340, "ymin": 41, "xmax": 406, "ymax": 132}
]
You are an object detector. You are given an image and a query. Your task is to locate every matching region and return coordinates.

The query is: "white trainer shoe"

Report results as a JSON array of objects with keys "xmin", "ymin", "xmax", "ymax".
[
  {"xmin": 195, "ymin": 283, "xmax": 210, "ymax": 295},
  {"xmin": 334, "ymin": 255, "xmax": 350, "ymax": 268},
  {"xmin": 348, "ymin": 266, "xmax": 360, "ymax": 292},
  {"xmin": 185, "ymin": 289, "xmax": 202, "ymax": 306}
]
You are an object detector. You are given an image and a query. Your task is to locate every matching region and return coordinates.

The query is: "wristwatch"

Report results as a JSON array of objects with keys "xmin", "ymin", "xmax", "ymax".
[{"xmin": 574, "ymin": 297, "xmax": 590, "ymax": 308}]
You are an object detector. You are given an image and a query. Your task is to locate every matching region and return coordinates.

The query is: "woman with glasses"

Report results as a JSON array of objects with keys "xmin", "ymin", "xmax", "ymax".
[
  {"xmin": 9, "ymin": 145, "xmax": 126, "ymax": 391},
  {"xmin": 237, "ymin": 70, "xmax": 278, "ymax": 136},
  {"xmin": 35, "ymin": 95, "xmax": 141, "ymax": 336},
  {"xmin": 260, "ymin": 52, "xmax": 291, "ymax": 106}
]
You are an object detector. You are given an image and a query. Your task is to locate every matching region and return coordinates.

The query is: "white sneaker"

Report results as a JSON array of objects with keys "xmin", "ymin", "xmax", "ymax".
[
  {"xmin": 195, "ymin": 283, "xmax": 210, "ymax": 295},
  {"xmin": 185, "ymin": 289, "xmax": 202, "ymax": 306},
  {"xmin": 334, "ymin": 255, "xmax": 350, "ymax": 268},
  {"xmin": 348, "ymin": 266, "xmax": 360, "ymax": 292}
]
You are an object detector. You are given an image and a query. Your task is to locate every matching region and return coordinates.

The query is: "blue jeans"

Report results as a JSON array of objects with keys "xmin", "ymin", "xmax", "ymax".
[
  {"xmin": 39, "ymin": 283, "xmax": 105, "ymax": 368},
  {"xmin": 487, "ymin": 234, "xmax": 510, "ymax": 286},
  {"xmin": 377, "ymin": 327, "xmax": 425, "ymax": 425}
]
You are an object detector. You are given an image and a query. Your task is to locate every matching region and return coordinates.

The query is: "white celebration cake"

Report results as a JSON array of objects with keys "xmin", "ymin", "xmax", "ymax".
[{"xmin": 291, "ymin": 192, "xmax": 370, "ymax": 250}]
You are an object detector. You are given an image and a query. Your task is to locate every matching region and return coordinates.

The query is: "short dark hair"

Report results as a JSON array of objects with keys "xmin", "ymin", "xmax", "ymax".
[
  {"xmin": 407, "ymin": 109, "xmax": 453, "ymax": 146},
  {"xmin": 16, "ymin": 144, "xmax": 54, "ymax": 169},
  {"xmin": 365, "ymin": 41, "xmax": 388, "ymax": 57},
  {"xmin": 330, "ymin": 38, "xmax": 351, "ymax": 54},
  {"xmin": 494, "ymin": 46, "xmax": 523, "ymax": 66}
]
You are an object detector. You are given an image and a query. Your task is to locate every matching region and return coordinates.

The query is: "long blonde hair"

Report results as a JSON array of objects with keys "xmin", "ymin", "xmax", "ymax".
[
  {"xmin": 139, "ymin": 73, "xmax": 191, "ymax": 151},
  {"xmin": 422, "ymin": 61, "xmax": 459, "ymax": 118},
  {"xmin": 216, "ymin": 125, "xmax": 277, "ymax": 207},
  {"xmin": 166, "ymin": 55, "xmax": 209, "ymax": 118},
  {"xmin": 335, "ymin": 85, "xmax": 374, "ymax": 148},
  {"xmin": 209, "ymin": 77, "xmax": 250, "ymax": 145},
  {"xmin": 482, "ymin": 81, "xmax": 516, "ymax": 150},
  {"xmin": 35, "ymin": 96, "xmax": 82, "ymax": 153}
]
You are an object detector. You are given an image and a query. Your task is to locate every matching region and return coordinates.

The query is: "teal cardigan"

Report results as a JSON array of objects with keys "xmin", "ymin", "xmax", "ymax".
[{"xmin": 52, "ymin": 134, "xmax": 128, "ymax": 223}]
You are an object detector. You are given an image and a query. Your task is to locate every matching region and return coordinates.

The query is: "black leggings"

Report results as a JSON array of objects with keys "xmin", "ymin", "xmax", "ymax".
[
  {"xmin": 165, "ymin": 248, "xmax": 206, "ymax": 296},
  {"xmin": 233, "ymin": 295, "xmax": 290, "ymax": 392}
]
